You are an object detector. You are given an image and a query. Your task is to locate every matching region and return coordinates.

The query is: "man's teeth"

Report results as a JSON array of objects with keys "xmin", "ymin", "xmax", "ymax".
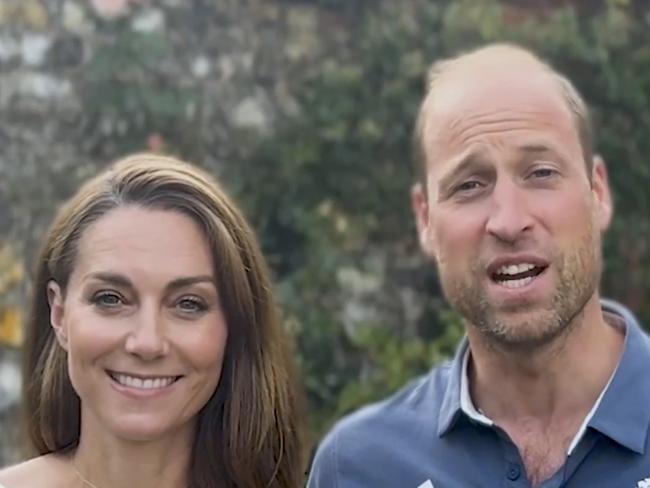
[
  {"xmin": 497, "ymin": 263, "xmax": 536, "ymax": 275},
  {"xmin": 112, "ymin": 373, "xmax": 176, "ymax": 389},
  {"xmin": 499, "ymin": 276, "xmax": 534, "ymax": 289}
]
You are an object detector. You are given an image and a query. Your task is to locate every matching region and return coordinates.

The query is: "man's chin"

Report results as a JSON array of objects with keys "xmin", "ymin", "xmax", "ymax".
[{"xmin": 475, "ymin": 310, "xmax": 570, "ymax": 351}]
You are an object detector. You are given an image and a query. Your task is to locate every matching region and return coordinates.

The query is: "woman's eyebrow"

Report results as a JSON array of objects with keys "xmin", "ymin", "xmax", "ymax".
[
  {"xmin": 82, "ymin": 273, "xmax": 216, "ymax": 292},
  {"xmin": 83, "ymin": 272, "xmax": 133, "ymax": 288},
  {"xmin": 164, "ymin": 276, "xmax": 216, "ymax": 293}
]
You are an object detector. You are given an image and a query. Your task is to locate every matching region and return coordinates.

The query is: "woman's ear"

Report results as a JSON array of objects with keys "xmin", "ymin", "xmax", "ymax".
[{"xmin": 47, "ymin": 280, "xmax": 68, "ymax": 350}]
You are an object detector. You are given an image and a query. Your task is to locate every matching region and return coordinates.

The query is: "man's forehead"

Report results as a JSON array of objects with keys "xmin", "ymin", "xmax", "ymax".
[
  {"xmin": 432, "ymin": 64, "xmax": 566, "ymax": 119},
  {"xmin": 422, "ymin": 63, "xmax": 576, "ymax": 159},
  {"xmin": 431, "ymin": 44, "xmax": 544, "ymax": 85}
]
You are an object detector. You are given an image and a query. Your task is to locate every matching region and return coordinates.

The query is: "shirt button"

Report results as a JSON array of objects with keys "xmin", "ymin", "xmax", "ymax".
[{"xmin": 507, "ymin": 464, "xmax": 521, "ymax": 481}]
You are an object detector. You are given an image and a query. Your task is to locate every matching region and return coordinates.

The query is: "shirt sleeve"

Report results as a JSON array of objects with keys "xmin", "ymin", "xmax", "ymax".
[{"xmin": 306, "ymin": 430, "xmax": 339, "ymax": 488}]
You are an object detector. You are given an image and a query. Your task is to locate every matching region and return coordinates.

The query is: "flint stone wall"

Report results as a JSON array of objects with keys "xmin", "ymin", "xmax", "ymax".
[{"xmin": 0, "ymin": 0, "xmax": 353, "ymax": 467}]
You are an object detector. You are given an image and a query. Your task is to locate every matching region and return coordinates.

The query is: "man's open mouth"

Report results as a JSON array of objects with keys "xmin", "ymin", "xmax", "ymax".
[{"xmin": 490, "ymin": 263, "xmax": 547, "ymax": 289}]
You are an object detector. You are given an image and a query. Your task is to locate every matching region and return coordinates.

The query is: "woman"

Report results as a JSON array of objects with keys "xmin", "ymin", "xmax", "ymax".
[{"xmin": 0, "ymin": 153, "xmax": 307, "ymax": 488}]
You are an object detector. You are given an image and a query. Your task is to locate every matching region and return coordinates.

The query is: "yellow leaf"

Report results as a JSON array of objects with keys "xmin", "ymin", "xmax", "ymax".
[
  {"xmin": 0, "ymin": 0, "xmax": 48, "ymax": 29},
  {"xmin": 0, "ymin": 243, "xmax": 24, "ymax": 295},
  {"xmin": 0, "ymin": 308, "xmax": 22, "ymax": 347},
  {"xmin": 8, "ymin": 261, "xmax": 23, "ymax": 283},
  {"xmin": 20, "ymin": 0, "xmax": 49, "ymax": 29}
]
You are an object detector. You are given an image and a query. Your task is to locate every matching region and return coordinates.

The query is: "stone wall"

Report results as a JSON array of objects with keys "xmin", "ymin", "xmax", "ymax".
[
  {"xmin": 0, "ymin": 0, "xmax": 353, "ymax": 467},
  {"xmin": 1, "ymin": 0, "xmax": 352, "ymax": 255}
]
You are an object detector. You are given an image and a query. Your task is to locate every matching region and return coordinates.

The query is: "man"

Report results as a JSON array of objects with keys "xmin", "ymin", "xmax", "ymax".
[{"xmin": 307, "ymin": 43, "xmax": 650, "ymax": 488}]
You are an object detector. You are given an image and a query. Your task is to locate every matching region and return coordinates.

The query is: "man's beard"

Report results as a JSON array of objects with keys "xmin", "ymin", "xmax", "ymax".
[{"xmin": 438, "ymin": 225, "xmax": 602, "ymax": 352}]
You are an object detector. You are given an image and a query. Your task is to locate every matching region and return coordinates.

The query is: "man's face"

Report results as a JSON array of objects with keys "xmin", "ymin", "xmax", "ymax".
[{"xmin": 412, "ymin": 64, "xmax": 612, "ymax": 350}]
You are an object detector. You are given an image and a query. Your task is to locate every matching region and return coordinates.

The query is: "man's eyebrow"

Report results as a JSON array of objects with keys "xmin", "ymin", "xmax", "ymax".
[
  {"xmin": 516, "ymin": 142, "xmax": 557, "ymax": 154},
  {"xmin": 515, "ymin": 142, "xmax": 571, "ymax": 167},
  {"xmin": 84, "ymin": 272, "xmax": 216, "ymax": 292},
  {"xmin": 437, "ymin": 149, "xmax": 490, "ymax": 193}
]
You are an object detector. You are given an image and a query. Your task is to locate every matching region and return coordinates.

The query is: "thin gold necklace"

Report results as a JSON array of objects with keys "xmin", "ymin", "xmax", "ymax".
[{"xmin": 72, "ymin": 463, "xmax": 101, "ymax": 488}]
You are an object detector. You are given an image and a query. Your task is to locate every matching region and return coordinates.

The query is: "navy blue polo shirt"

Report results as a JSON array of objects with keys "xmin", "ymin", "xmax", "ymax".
[{"xmin": 307, "ymin": 300, "xmax": 650, "ymax": 488}]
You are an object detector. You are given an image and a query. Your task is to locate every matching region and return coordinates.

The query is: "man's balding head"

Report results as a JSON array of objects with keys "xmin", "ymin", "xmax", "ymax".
[{"xmin": 413, "ymin": 44, "xmax": 593, "ymax": 185}]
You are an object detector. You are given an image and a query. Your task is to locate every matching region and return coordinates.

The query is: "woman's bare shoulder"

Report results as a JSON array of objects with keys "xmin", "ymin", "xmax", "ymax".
[{"xmin": 0, "ymin": 454, "xmax": 71, "ymax": 488}]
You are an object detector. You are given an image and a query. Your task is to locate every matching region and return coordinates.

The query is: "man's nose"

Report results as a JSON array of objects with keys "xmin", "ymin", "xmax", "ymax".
[
  {"xmin": 124, "ymin": 306, "xmax": 169, "ymax": 360},
  {"xmin": 485, "ymin": 179, "xmax": 534, "ymax": 244}
]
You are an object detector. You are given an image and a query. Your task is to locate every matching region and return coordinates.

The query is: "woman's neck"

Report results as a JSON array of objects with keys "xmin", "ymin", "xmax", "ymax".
[{"xmin": 71, "ymin": 412, "xmax": 195, "ymax": 488}]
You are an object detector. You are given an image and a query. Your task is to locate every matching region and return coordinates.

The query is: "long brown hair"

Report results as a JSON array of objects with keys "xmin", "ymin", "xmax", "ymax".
[{"xmin": 23, "ymin": 153, "xmax": 307, "ymax": 487}]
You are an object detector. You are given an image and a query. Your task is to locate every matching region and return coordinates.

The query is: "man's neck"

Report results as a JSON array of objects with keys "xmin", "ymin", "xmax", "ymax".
[
  {"xmin": 467, "ymin": 295, "xmax": 624, "ymax": 424},
  {"xmin": 465, "ymin": 296, "xmax": 625, "ymax": 486}
]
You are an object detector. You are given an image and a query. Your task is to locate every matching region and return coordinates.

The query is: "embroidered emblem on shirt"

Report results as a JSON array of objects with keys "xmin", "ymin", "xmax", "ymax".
[
  {"xmin": 637, "ymin": 478, "xmax": 650, "ymax": 488},
  {"xmin": 417, "ymin": 481, "xmax": 434, "ymax": 488}
]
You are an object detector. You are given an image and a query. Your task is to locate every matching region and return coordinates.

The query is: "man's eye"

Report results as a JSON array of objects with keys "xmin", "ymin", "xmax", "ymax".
[
  {"xmin": 530, "ymin": 168, "xmax": 556, "ymax": 179},
  {"xmin": 176, "ymin": 297, "xmax": 207, "ymax": 314},
  {"xmin": 92, "ymin": 291, "xmax": 123, "ymax": 307},
  {"xmin": 455, "ymin": 180, "xmax": 483, "ymax": 193}
]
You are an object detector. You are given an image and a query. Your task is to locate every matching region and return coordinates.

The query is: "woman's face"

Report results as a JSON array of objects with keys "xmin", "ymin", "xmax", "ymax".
[{"xmin": 48, "ymin": 205, "xmax": 228, "ymax": 442}]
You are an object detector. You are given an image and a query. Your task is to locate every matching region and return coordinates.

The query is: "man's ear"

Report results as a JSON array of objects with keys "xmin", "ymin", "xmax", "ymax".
[
  {"xmin": 591, "ymin": 155, "xmax": 613, "ymax": 232},
  {"xmin": 411, "ymin": 182, "xmax": 437, "ymax": 259},
  {"xmin": 47, "ymin": 280, "xmax": 68, "ymax": 350}
]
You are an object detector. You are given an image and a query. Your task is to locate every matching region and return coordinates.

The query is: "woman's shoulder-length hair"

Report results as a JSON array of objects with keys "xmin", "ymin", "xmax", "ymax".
[{"xmin": 23, "ymin": 153, "xmax": 307, "ymax": 487}]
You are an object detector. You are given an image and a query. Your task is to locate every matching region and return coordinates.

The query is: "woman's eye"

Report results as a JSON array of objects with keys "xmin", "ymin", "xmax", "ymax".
[
  {"xmin": 91, "ymin": 291, "xmax": 124, "ymax": 308},
  {"xmin": 176, "ymin": 297, "xmax": 208, "ymax": 314}
]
